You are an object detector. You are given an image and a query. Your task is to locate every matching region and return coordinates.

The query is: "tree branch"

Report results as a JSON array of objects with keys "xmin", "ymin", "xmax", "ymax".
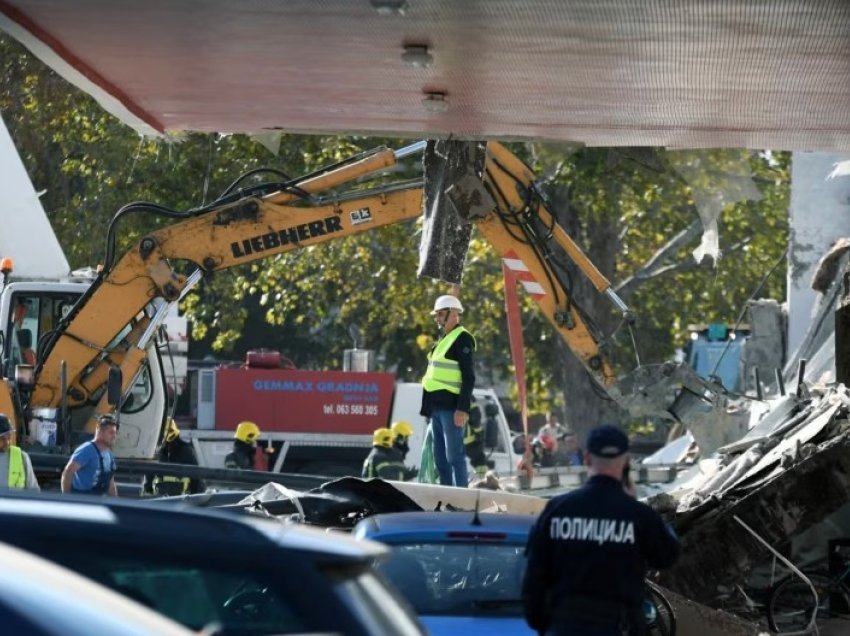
[
  {"xmin": 616, "ymin": 229, "xmax": 752, "ymax": 299},
  {"xmin": 615, "ymin": 219, "xmax": 702, "ymax": 298}
]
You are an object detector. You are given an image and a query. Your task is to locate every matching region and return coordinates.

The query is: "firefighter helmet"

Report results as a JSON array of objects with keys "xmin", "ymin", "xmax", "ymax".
[
  {"xmin": 391, "ymin": 420, "xmax": 414, "ymax": 439},
  {"xmin": 431, "ymin": 294, "xmax": 463, "ymax": 314},
  {"xmin": 165, "ymin": 418, "xmax": 180, "ymax": 443},
  {"xmin": 234, "ymin": 421, "xmax": 261, "ymax": 443},
  {"xmin": 372, "ymin": 428, "xmax": 394, "ymax": 448}
]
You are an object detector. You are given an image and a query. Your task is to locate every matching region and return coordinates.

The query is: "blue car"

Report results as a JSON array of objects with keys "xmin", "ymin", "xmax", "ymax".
[{"xmin": 353, "ymin": 510, "xmax": 536, "ymax": 636}]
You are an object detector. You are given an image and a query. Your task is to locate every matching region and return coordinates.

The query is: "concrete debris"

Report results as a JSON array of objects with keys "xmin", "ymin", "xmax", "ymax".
[
  {"xmin": 642, "ymin": 250, "xmax": 850, "ymax": 634},
  {"xmin": 812, "ymin": 237, "xmax": 850, "ymax": 294},
  {"xmin": 662, "ymin": 400, "xmax": 850, "ymax": 605},
  {"xmin": 664, "ymin": 587, "xmax": 768, "ymax": 636},
  {"xmin": 740, "ymin": 299, "xmax": 786, "ymax": 395}
]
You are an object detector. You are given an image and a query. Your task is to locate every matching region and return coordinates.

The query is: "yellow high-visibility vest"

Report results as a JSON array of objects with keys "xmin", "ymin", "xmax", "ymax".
[
  {"xmin": 7, "ymin": 446, "xmax": 25, "ymax": 489},
  {"xmin": 422, "ymin": 327, "xmax": 475, "ymax": 394}
]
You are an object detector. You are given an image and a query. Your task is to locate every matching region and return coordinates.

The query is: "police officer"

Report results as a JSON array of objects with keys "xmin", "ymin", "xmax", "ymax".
[
  {"xmin": 362, "ymin": 428, "xmax": 406, "ymax": 480},
  {"xmin": 522, "ymin": 425, "xmax": 679, "ymax": 636}
]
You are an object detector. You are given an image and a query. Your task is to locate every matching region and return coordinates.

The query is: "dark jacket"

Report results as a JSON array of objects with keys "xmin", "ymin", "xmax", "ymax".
[
  {"xmin": 420, "ymin": 328, "xmax": 476, "ymax": 416},
  {"xmin": 148, "ymin": 438, "xmax": 202, "ymax": 496},
  {"xmin": 464, "ymin": 404, "xmax": 493, "ymax": 474},
  {"xmin": 361, "ymin": 446, "xmax": 406, "ymax": 480},
  {"xmin": 224, "ymin": 440, "xmax": 255, "ymax": 470},
  {"xmin": 522, "ymin": 475, "xmax": 679, "ymax": 634}
]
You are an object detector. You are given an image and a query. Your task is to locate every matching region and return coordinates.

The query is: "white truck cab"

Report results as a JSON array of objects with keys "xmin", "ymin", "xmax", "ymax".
[{"xmin": 390, "ymin": 383, "xmax": 519, "ymax": 480}]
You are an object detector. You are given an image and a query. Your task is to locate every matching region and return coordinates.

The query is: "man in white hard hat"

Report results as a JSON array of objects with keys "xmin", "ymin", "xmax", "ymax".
[{"xmin": 420, "ymin": 294, "xmax": 476, "ymax": 487}]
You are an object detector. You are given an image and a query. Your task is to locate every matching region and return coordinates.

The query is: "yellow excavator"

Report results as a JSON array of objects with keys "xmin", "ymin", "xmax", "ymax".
[{"xmin": 0, "ymin": 140, "xmax": 719, "ymax": 458}]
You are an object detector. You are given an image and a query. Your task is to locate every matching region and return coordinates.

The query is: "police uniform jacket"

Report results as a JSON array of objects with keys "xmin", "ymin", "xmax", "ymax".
[{"xmin": 522, "ymin": 474, "xmax": 679, "ymax": 633}]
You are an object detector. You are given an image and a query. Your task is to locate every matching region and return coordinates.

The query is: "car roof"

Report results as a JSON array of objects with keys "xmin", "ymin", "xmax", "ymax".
[
  {"xmin": 0, "ymin": 490, "xmax": 386, "ymax": 562},
  {"xmin": 354, "ymin": 511, "xmax": 534, "ymax": 544},
  {"xmin": 0, "ymin": 541, "xmax": 193, "ymax": 636}
]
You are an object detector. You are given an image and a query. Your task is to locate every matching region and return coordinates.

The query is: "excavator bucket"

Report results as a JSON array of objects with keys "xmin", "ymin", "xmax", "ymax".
[
  {"xmin": 418, "ymin": 140, "xmax": 491, "ymax": 284},
  {"xmin": 609, "ymin": 361, "xmax": 727, "ymax": 423}
]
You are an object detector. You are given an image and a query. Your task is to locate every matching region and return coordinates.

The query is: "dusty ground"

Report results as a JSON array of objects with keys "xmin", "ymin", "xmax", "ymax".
[
  {"xmin": 816, "ymin": 617, "xmax": 850, "ymax": 635},
  {"xmin": 668, "ymin": 589, "xmax": 764, "ymax": 636},
  {"xmin": 667, "ymin": 588, "xmax": 850, "ymax": 635}
]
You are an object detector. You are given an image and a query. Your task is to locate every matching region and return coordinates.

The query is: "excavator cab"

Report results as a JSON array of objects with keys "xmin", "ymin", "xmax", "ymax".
[{"xmin": 0, "ymin": 280, "xmax": 166, "ymax": 456}]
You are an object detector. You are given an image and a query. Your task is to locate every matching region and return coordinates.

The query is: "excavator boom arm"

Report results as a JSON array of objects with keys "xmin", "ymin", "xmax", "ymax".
[
  {"xmin": 31, "ymin": 184, "xmax": 422, "ymax": 416},
  {"xmin": 19, "ymin": 138, "xmax": 702, "ymax": 445}
]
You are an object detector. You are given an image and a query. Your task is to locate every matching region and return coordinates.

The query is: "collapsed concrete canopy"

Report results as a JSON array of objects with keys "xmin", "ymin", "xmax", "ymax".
[
  {"xmin": 651, "ymin": 244, "xmax": 850, "ymax": 630},
  {"xmin": 2, "ymin": 2, "xmax": 850, "ymax": 151}
]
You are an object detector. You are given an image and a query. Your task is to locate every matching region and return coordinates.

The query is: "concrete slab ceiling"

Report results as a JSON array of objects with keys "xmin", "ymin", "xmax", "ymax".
[{"xmin": 1, "ymin": 1, "xmax": 850, "ymax": 150}]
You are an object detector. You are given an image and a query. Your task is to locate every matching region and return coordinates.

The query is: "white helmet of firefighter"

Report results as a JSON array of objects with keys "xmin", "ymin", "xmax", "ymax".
[{"xmin": 431, "ymin": 294, "xmax": 463, "ymax": 315}]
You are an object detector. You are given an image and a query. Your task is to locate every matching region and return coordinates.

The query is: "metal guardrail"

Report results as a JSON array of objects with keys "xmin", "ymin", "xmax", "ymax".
[
  {"xmin": 517, "ymin": 462, "xmax": 684, "ymax": 492},
  {"xmin": 29, "ymin": 452, "xmax": 329, "ymax": 492}
]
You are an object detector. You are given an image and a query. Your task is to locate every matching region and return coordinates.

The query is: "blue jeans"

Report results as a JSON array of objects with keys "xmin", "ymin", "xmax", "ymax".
[{"xmin": 430, "ymin": 409, "xmax": 468, "ymax": 487}]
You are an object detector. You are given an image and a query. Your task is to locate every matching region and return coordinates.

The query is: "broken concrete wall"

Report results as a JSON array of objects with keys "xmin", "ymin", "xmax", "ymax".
[
  {"xmin": 662, "ymin": 429, "xmax": 850, "ymax": 605},
  {"xmin": 836, "ymin": 263, "xmax": 850, "ymax": 386},
  {"xmin": 788, "ymin": 152, "xmax": 850, "ymax": 357},
  {"xmin": 741, "ymin": 299, "xmax": 785, "ymax": 396}
]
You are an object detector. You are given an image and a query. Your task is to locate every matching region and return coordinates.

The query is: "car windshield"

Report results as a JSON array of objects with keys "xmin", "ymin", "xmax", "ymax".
[
  {"xmin": 57, "ymin": 553, "xmax": 305, "ymax": 635},
  {"xmin": 378, "ymin": 542, "xmax": 525, "ymax": 616}
]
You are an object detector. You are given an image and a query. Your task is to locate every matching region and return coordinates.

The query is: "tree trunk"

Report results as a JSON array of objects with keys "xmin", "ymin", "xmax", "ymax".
[{"xmin": 545, "ymin": 181, "xmax": 628, "ymax": 441}]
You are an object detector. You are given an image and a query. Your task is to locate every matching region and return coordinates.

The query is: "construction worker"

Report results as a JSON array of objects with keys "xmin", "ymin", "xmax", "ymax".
[
  {"xmin": 224, "ymin": 421, "xmax": 260, "ymax": 470},
  {"xmin": 61, "ymin": 413, "xmax": 119, "ymax": 496},
  {"xmin": 147, "ymin": 419, "xmax": 202, "ymax": 496},
  {"xmin": 362, "ymin": 428, "xmax": 405, "ymax": 480},
  {"xmin": 0, "ymin": 413, "xmax": 39, "ymax": 490},
  {"xmin": 390, "ymin": 420, "xmax": 419, "ymax": 480},
  {"xmin": 420, "ymin": 294, "xmax": 476, "ymax": 487}
]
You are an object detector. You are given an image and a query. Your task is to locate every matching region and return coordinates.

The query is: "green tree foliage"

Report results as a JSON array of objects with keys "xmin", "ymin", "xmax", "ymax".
[
  {"xmin": 0, "ymin": 33, "xmax": 789, "ymax": 436},
  {"xmin": 526, "ymin": 145, "xmax": 789, "ymax": 433}
]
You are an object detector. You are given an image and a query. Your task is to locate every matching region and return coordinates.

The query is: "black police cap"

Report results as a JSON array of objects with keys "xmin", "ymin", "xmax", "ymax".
[{"xmin": 586, "ymin": 425, "xmax": 629, "ymax": 458}]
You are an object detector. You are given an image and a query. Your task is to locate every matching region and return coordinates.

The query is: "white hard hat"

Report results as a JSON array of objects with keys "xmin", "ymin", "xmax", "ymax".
[{"xmin": 431, "ymin": 294, "xmax": 464, "ymax": 314}]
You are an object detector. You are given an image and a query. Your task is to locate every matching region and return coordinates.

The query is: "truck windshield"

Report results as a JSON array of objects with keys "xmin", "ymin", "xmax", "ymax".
[
  {"xmin": 4, "ymin": 290, "xmax": 153, "ymax": 412},
  {"xmin": 5, "ymin": 291, "xmax": 79, "ymax": 373}
]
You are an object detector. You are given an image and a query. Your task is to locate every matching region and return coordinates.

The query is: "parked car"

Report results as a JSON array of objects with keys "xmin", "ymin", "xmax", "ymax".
[
  {"xmin": 0, "ymin": 492, "xmax": 424, "ymax": 636},
  {"xmin": 0, "ymin": 541, "xmax": 193, "ymax": 636},
  {"xmin": 353, "ymin": 510, "xmax": 536, "ymax": 636},
  {"xmin": 354, "ymin": 510, "xmax": 676, "ymax": 636}
]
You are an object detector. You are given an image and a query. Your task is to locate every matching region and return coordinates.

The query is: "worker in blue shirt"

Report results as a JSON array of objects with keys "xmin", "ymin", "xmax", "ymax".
[
  {"xmin": 522, "ymin": 425, "xmax": 679, "ymax": 635},
  {"xmin": 60, "ymin": 413, "xmax": 119, "ymax": 496}
]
